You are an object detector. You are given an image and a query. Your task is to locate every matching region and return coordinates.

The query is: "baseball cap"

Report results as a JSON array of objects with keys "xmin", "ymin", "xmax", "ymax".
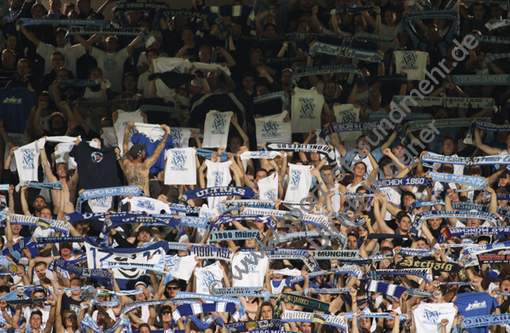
[
  {"xmin": 282, "ymin": 68, "xmax": 293, "ymax": 74},
  {"xmin": 129, "ymin": 143, "xmax": 147, "ymax": 159}
]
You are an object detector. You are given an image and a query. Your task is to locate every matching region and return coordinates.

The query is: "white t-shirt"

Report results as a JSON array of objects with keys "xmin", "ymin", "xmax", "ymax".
[
  {"xmin": 121, "ymin": 196, "xmax": 171, "ymax": 215},
  {"xmin": 413, "ymin": 303, "xmax": 456, "ymax": 333},
  {"xmin": 232, "ymin": 252, "xmax": 268, "ymax": 287},
  {"xmin": 203, "ymin": 111, "xmax": 233, "ymax": 148},
  {"xmin": 114, "ymin": 109, "xmax": 145, "ymax": 156},
  {"xmin": 284, "ymin": 164, "xmax": 313, "ymax": 202},
  {"xmin": 258, "ymin": 173, "xmax": 279, "ymax": 201},
  {"xmin": 137, "ymin": 71, "xmax": 150, "ymax": 98},
  {"xmin": 14, "ymin": 140, "xmax": 44, "ymax": 183},
  {"xmin": 37, "ymin": 43, "xmax": 86, "ymax": 77},
  {"xmin": 291, "ymin": 87, "xmax": 324, "ymax": 133},
  {"xmin": 255, "ymin": 111, "xmax": 292, "ymax": 146},
  {"xmin": 195, "ymin": 262, "xmax": 224, "ymax": 295},
  {"xmin": 165, "ymin": 148, "xmax": 197, "ymax": 185},
  {"xmin": 205, "ymin": 160, "xmax": 232, "ymax": 209},
  {"xmin": 91, "ymin": 47, "xmax": 130, "ymax": 93},
  {"xmin": 333, "ymin": 104, "xmax": 361, "ymax": 142},
  {"xmin": 394, "ymin": 51, "xmax": 428, "ymax": 81}
]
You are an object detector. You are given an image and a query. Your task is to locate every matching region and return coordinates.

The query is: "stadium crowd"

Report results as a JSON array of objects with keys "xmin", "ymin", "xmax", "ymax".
[{"xmin": 0, "ymin": 0, "xmax": 510, "ymax": 332}]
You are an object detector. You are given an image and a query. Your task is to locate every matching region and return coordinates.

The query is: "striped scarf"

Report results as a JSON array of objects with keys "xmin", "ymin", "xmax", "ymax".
[{"xmin": 172, "ymin": 303, "xmax": 240, "ymax": 323}]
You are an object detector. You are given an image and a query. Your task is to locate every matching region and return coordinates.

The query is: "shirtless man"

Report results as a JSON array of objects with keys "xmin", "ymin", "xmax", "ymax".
[
  {"xmin": 39, "ymin": 137, "xmax": 79, "ymax": 215},
  {"xmin": 122, "ymin": 122, "xmax": 169, "ymax": 196}
]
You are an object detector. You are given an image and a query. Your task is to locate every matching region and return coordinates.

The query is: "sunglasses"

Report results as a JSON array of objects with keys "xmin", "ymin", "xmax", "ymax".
[
  {"xmin": 65, "ymin": 315, "xmax": 77, "ymax": 320},
  {"xmin": 166, "ymin": 286, "xmax": 179, "ymax": 290}
]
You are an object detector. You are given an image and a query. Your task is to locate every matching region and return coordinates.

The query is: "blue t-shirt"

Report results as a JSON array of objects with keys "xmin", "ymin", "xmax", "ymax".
[
  {"xmin": 131, "ymin": 133, "xmax": 174, "ymax": 173},
  {"xmin": 455, "ymin": 292, "xmax": 499, "ymax": 333},
  {"xmin": 0, "ymin": 88, "xmax": 37, "ymax": 133}
]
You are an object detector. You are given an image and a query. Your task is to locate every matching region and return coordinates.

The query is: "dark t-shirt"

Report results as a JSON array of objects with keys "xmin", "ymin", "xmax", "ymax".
[
  {"xmin": 61, "ymin": 294, "xmax": 82, "ymax": 317},
  {"xmin": 0, "ymin": 87, "xmax": 38, "ymax": 133},
  {"xmin": 69, "ymin": 141, "xmax": 119, "ymax": 191}
]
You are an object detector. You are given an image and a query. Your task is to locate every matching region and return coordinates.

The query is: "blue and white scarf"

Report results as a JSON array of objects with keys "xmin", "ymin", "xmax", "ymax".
[
  {"xmin": 210, "ymin": 287, "xmax": 271, "ymax": 301},
  {"xmin": 175, "ymin": 292, "xmax": 245, "ymax": 316},
  {"xmin": 253, "ymin": 91, "xmax": 289, "ymax": 110},
  {"xmin": 263, "ymin": 143, "xmax": 336, "ymax": 161},
  {"xmin": 67, "ymin": 211, "xmax": 144, "ymax": 222},
  {"xmin": 59, "ymin": 79, "xmax": 101, "ymax": 87},
  {"xmin": 7, "ymin": 214, "xmax": 69, "ymax": 234},
  {"xmin": 408, "ymin": 200, "xmax": 444, "ymax": 211},
  {"xmin": 168, "ymin": 202, "xmax": 202, "ymax": 214},
  {"xmin": 1, "ymin": 238, "xmax": 38, "ymax": 259},
  {"xmin": 213, "ymin": 214, "xmax": 275, "ymax": 231},
  {"xmin": 218, "ymin": 200, "xmax": 275, "ymax": 214},
  {"xmin": 453, "ymin": 202, "xmax": 510, "ymax": 219},
  {"xmin": 462, "ymin": 313, "xmax": 510, "ymax": 328},
  {"xmin": 54, "ymin": 258, "xmax": 113, "ymax": 286},
  {"xmin": 320, "ymin": 121, "xmax": 395, "ymax": 138},
  {"xmin": 461, "ymin": 241, "xmax": 510, "ymax": 256},
  {"xmin": 210, "ymin": 230, "xmax": 260, "ymax": 242},
  {"xmin": 173, "ymin": 303, "xmax": 240, "ymax": 322},
  {"xmin": 291, "ymin": 64, "xmax": 361, "ymax": 82},
  {"xmin": 272, "ymin": 230, "xmax": 346, "ymax": 244},
  {"xmin": 474, "ymin": 35, "xmax": 510, "ymax": 45},
  {"xmin": 483, "ymin": 53, "xmax": 510, "ymax": 70},
  {"xmin": 428, "ymin": 171, "xmax": 488, "ymax": 189},
  {"xmin": 372, "ymin": 177, "xmax": 431, "ymax": 188},
  {"xmin": 191, "ymin": 246, "xmax": 233, "ymax": 261},
  {"xmin": 153, "ymin": 214, "xmax": 210, "ymax": 230},
  {"xmin": 67, "ymin": 26, "xmax": 146, "ymax": 36},
  {"xmin": 289, "ymin": 266, "xmax": 364, "ymax": 284},
  {"xmin": 182, "ymin": 187, "xmax": 255, "ymax": 201},
  {"xmin": 367, "ymin": 281, "xmax": 406, "ymax": 298},
  {"xmin": 449, "ymin": 75, "xmax": 510, "ymax": 86},
  {"xmin": 415, "ymin": 210, "xmax": 501, "ymax": 228},
  {"xmin": 311, "ymin": 250, "xmax": 359, "ymax": 259},
  {"xmin": 423, "ymin": 154, "xmax": 510, "ymax": 166},
  {"xmin": 377, "ymin": 268, "xmax": 432, "ymax": 282},
  {"xmin": 19, "ymin": 18, "xmax": 106, "ymax": 27},
  {"xmin": 473, "ymin": 119, "xmax": 510, "ymax": 132},
  {"xmin": 485, "ymin": 19, "xmax": 510, "ymax": 31},
  {"xmin": 309, "ymin": 42, "xmax": 384, "ymax": 63},
  {"xmin": 25, "ymin": 181, "xmax": 63, "ymax": 190},
  {"xmin": 76, "ymin": 186, "xmax": 143, "ymax": 213}
]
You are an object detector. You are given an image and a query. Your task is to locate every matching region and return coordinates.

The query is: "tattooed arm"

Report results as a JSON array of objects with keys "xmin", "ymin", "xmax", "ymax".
[{"xmin": 123, "ymin": 121, "xmax": 134, "ymax": 161}]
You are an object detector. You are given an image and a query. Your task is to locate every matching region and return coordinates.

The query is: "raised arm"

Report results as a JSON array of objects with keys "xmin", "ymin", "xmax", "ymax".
[
  {"xmin": 127, "ymin": 35, "xmax": 143, "ymax": 55},
  {"xmin": 123, "ymin": 121, "xmax": 134, "ymax": 160},
  {"xmin": 216, "ymin": 46, "xmax": 236, "ymax": 68},
  {"xmin": 144, "ymin": 125, "xmax": 170, "ymax": 167},
  {"xmin": 73, "ymin": 35, "xmax": 94, "ymax": 53},
  {"xmin": 474, "ymin": 128, "xmax": 502, "ymax": 155},
  {"xmin": 39, "ymin": 138, "xmax": 58, "ymax": 182},
  {"xmin": 20, "ymin": 26, "xmax": 41, "ymax": 47},
  {"xmin": 374, "ymin": 193, "xmax": 394, "ymax": 234}
]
